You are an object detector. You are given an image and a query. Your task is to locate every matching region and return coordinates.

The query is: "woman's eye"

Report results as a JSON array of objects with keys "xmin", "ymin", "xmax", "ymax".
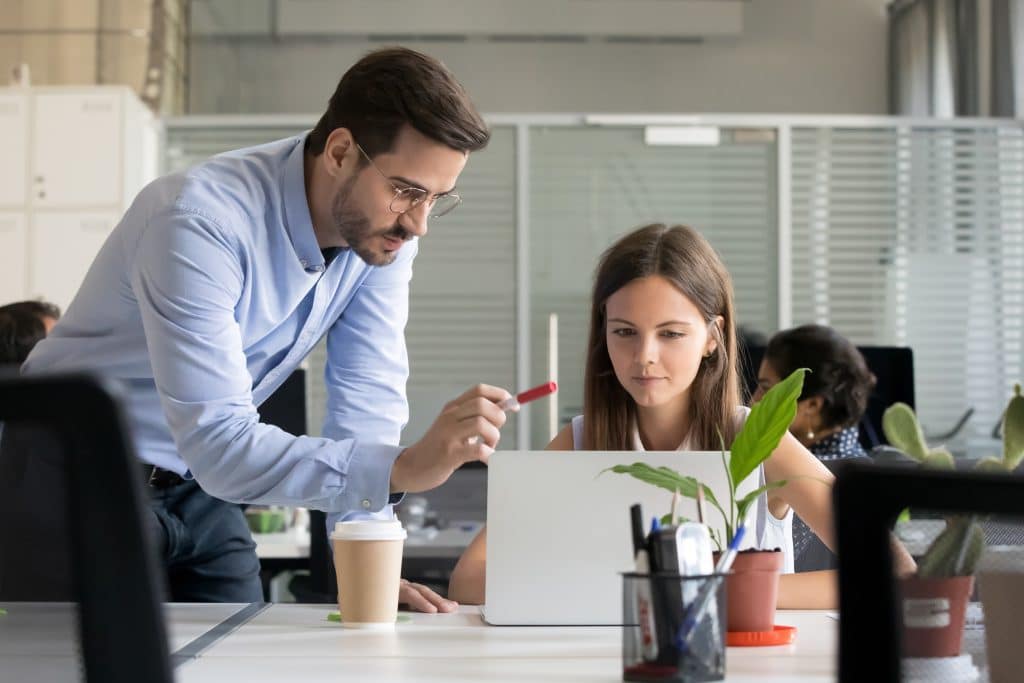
[
  {"xmin": 611, "ymin": 328, "xmax": 635, "ymax": 337},
  {"xmin": 661, "ymin": 331, "xmax": 686, "ymax": 339}
]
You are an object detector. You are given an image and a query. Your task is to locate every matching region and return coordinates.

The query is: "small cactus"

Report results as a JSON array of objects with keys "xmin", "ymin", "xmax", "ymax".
[
  {"xmin": 881, "ymin": 384, "xmax": 1024, "ymax": 577},
  {"xmin": 1003, "ymin": 384, "xmax": 1024, "ymax": 470},
  {"xmin": 916, "ymin": 517, "xmax": 985, "ymax": 579},
  {"xmin": 882, "ymin": 403, "xmax": 930, "ymax": 461}
]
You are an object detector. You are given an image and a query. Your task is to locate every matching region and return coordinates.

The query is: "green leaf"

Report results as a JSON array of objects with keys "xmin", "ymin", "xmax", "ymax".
[
  {"xmin": 897, "ymin": 508, "xmax": 911, "ymax": 523},
  {"xmin": 973, "ymin": 456, "xmax": 1007, "ymax": 473},
  {"xmin": 660, "ymin": 513, "xmax": 693, "ymax": 526},
  {"xmin": 881, "ymin": 403, "xmax": 929, "ymax": 461},
  {"xmin": 600, "ymin": 463, "xmax": 726, "ymax": 511},
  {"xmin": 918, "ymin": 517, "xmax": 986, "ymax": 578},
  {"xmin": 730, "ymin": 368, "xmax": 806, "ymax": 487},
  {"xmin": 735, "ymin": 480, "xmax": 788, "ymax": 524},
  {"xmin": 921, "ymin": 449, "xmax": 955, "ymax": 470},
  {"xmin": 1003, "ymin": 384, "xmax": 1024, "ymax": 470}
]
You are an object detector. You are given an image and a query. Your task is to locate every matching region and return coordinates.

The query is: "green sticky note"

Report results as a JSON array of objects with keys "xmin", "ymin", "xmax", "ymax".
[{"xmin": 327, "ymin": 611, "xmax": 411, "ymax": 624}]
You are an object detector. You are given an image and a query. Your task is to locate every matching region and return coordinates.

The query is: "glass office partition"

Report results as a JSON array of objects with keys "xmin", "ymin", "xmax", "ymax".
[
  {"xmin": 527, "ymin": 125, "xmax": 778, "ymax": 447},
  {"xmin": 790, "ymin": 125, "xmax": 1024, "ymax": 456}
]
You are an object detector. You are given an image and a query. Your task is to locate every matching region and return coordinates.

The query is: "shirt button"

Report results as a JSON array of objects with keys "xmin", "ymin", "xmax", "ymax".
[{"xmin": 361, "ymin": 499, "xmax": 371, "ymax": 509}]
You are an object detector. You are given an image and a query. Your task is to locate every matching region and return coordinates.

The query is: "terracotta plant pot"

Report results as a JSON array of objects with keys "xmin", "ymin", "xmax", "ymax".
[
  {"xmin": 899, "ymin": 574, "xmax": 974, "ymax": 658},
  {"xmin": 714, "ymin": 549, "xmax": 783, "ymax": 632}
]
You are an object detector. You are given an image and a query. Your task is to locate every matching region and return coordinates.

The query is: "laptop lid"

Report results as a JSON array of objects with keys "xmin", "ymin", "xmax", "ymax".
[{"xmin": 483, "ymin": 450, "xmax": 758, "ymax": 626}]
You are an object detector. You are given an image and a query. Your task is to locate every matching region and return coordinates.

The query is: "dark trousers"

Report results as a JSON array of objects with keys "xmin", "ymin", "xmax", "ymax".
[
  {"xmin": 149, "ymin": 479, "xmax": 263, "ymax": 603},
  {"xmin": 0, "ymin": 423, "xmax": 262, "ymax": 603}
]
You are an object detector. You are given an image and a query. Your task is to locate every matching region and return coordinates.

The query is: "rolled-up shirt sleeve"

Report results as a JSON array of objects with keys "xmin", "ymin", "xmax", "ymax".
[{"xmin": 131, "ymin": 207, "xmax": 401, "ymax": 514}]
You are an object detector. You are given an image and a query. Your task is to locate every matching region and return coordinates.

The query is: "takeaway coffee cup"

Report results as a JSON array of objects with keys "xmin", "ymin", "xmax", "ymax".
[
  {"xmin": 330, "ymin": 519, "xmax": 407, "ymax": 629},
  {"xmin": 977, "ymin": 545, "xmax": 1024, "ymax": 683}
]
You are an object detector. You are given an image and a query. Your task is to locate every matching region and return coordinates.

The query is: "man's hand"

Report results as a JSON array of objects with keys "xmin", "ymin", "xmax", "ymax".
[
  {"xmin": 399, "ymin": 579, "xmax": 458, "ymax": 613},
  {"xmin": 390, "ymin": 384, "xmax": 511, "ymax": 493}
]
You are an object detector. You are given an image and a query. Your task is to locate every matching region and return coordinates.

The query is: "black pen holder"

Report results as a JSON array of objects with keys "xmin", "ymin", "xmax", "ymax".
[{"xmin": 621, "ymin": 572, "xmax": 727, "ymax": 683}]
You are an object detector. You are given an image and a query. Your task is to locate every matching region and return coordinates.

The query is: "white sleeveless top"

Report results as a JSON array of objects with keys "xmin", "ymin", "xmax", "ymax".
[{"xmin": 571, "ymin": 408, "xmax": 795, "ymax": 574}]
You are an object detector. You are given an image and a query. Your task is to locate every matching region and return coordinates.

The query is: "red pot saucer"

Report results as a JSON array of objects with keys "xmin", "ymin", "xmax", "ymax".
[{"xmin": 726, "ymin": 624, "xmax": 796, "ymax": 646}]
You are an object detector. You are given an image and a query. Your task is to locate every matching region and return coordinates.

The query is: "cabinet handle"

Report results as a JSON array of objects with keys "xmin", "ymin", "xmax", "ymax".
[
  {"xmin": 34, "ymin": 176, "xmax": 44, "ymax": 183},
  {"xmin": 37, "ymin": 191, "xmax": 46, "ymax": 199}
]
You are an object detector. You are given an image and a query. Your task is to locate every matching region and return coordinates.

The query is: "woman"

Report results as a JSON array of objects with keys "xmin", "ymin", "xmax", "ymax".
[
  {"xmin": 753, "ymin": 324, "xmax": 876, "ymax": 572},
  {"xmin": 449, "ymin": 224, "xmax": 914, "ymax": 605}
]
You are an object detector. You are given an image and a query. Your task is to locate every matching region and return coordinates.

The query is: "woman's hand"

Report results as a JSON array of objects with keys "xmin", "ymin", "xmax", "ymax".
[{"xmin": 398, "ymin": 579, "xmax": 459, "ymax": 613}]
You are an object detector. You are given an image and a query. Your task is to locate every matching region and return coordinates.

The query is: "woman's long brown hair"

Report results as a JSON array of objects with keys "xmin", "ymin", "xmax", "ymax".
[{"xmin": 582, "ymin": 224, "xmax": 741, "ymax": 451}]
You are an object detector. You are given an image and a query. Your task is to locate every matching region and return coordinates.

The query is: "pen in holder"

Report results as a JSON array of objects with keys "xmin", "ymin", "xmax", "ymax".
[{"xmin": 621, "ymin": 572, "xmax": 727, "ymax": 683}]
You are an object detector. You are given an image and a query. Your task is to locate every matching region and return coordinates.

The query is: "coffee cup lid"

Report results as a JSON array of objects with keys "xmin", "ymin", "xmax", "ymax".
[{"xmin": 330, "ymin": 519, "xmax": 407, "ymax": 541}]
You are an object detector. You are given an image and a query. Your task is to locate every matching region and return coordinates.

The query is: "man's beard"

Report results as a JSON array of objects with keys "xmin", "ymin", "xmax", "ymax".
[{"xmin": 331, "ymin": 177, "xmax": 410, "ymax": 267}]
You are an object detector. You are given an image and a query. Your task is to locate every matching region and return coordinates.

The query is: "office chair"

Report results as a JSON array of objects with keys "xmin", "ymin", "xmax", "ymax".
[
  {"xmin": 0, "ymin": 373, "xmax": 173, "ymax": 683},
  {"xmin": 742, "ymin": 344, "xmax": 915, "ymax": 450},
  {"xmin": 834, "ymin": 462, "xmax": 1024, "ymax": 682}
]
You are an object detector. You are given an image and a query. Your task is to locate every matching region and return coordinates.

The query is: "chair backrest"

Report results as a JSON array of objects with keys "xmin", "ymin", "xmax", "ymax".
[
  {"xmin": 257, "ymin": 368, "xmax": 308, "ymax": 437},
  {"xmin": 741, "ymin": 344, "xmax": 915, "ymax": 449},
  {"xmin": 834, "ymin": 462, "xmax": 1024, "ymax": 682},
  {"xmin": 257, "ymin": 369, "xmax": 335, "ymax": 596},
  {"xmin": 0, "ymin": 372, "xmax": 172, "ymax": 683}
]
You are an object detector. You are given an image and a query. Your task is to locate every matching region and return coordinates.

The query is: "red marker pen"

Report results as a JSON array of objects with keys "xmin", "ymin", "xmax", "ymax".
[{"xmin": 466, "ymin": 381, "xmax": 557, "ymax": 446}]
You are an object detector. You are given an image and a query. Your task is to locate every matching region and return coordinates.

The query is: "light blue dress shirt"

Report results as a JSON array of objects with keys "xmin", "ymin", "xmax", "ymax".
[{"xmin": 23, "ymin": 135, "xmax": 412, "ymax": 518}]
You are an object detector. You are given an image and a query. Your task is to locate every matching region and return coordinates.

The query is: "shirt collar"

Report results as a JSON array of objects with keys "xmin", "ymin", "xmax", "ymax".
[
  {"xmin": 283, "ymin": 134, "xmax": 327, "ymax": 273},
  {"xmin": 809, "ymin": 426, "xmax": 866, "ymax": 459}
]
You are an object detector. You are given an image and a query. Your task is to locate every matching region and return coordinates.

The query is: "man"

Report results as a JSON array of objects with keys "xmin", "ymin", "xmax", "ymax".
[
  {"xmin": 0, "ymin": 300, "xmax": 60, "ymax": 366},
  {"xmin": 13, "ymin": 48, "xmax": 510, "ymax": 609}
]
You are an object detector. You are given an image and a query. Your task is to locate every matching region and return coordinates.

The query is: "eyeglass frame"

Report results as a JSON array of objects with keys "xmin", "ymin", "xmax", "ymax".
[{"xmin": 354, "ymin": 143, "xmax": 462, "ymax": 219}]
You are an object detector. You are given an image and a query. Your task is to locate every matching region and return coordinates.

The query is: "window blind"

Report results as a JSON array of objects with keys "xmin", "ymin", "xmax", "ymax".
[{"xmin": 790, "ymin": 125, "xmax": 1024, "ymax": 455}]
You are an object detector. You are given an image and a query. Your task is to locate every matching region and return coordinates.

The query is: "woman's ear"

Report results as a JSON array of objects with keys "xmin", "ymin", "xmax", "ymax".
[
  {"xmin": 799, "ymin": 395, "xmax": 825, "ymax": 420},
  {"xmin": 704, "ymin": 315, "xmax": 725, "ymax": 356}
]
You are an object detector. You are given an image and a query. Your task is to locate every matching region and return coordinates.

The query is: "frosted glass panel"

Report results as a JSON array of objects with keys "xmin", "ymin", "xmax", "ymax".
[{"xmin": 790, "ymin": 126, "xmax": 1024, "ymax": 456}]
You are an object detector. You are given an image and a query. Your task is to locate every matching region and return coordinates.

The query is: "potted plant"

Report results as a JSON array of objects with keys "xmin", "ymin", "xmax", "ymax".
[
  {"xmin": 604, "ymin": 368, "xmax": 807, "ymax": 633},
  {"xmin": 882, "ymin": 384, "xmax": 1024, "ymax": 659}
]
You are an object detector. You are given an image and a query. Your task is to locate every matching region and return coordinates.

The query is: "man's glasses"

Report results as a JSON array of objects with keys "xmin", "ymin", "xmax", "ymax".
[{"xmin": 355, "ymin": 143, "xmax": 462, "ymax": 218}]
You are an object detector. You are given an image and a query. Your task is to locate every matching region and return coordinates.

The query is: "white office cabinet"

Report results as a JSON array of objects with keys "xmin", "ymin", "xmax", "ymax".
[
  {"xmin": 0, "ymin": 94, "xmax": 28, "ymax": 208},
  {"xmin": 0, "ymin": 213, "xmax": 28, "ymax": 301},
  {"xmin": 31, "ymin": 92, "xmax": 123, "ymax": 208},
  {"xmin": 0, "ymin": 86, "xmax": 157, "ymax": 310},
  {"xmin": 29, "ymin": 212, "xmax": 119, "ymax": 309}
]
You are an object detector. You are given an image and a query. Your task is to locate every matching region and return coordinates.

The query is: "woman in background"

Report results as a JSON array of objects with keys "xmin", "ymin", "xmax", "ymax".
[{"xmin": 752, "ymin": 324, "xmax": 876, "ymax": 572}]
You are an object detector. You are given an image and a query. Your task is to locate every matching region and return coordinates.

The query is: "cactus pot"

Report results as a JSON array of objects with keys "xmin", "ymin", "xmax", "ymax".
[
  {"xmin": 714, "ymin": 549, "xmax": 783, "ymax": 632},
  {"xmin": 899, "ymin": 575, "xmax": 974, "ymax": 658}
]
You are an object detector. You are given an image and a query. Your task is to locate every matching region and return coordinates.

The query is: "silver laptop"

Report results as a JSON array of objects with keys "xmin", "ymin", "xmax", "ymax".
[{"xmin": 483, "ymin": 450, "xmax": 757, "ymax": 626}]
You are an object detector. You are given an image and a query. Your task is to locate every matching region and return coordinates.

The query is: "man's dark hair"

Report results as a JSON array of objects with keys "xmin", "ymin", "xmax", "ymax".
[
  {"xmin": 0, "ymin": 300, "xmax": 61, "ymax": 322},
  {"xmin": 0, "ymin": 308, "xmax": 48, "ymax": 365},
  {"xmin": 307, "ymin": 47, "xmax": 490, "ymax": 158}
]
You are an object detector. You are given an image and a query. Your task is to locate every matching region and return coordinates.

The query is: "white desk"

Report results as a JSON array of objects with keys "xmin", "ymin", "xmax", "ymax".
[
  {"xmin": 176, "ymin": 605, "xmax": 837, "ymax": 682},
  {"xmin": 0, "ymin": 602, "xmax": 254, "ymax": 682},
  {"xmin": 253, "ymin": 526, "xmax": 310, "ymax": 559}
]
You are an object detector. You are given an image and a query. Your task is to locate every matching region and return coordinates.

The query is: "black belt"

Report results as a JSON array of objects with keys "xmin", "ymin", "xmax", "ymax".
[{"xmin": 141, "ymin": 464, "xmax": 187, "ymax": 490}]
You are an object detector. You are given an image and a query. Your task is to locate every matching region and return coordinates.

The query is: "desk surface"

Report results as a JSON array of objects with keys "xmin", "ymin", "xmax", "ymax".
[{"xmin": 177, "ymin": 605, "xmax": 837, "ymax": 682}]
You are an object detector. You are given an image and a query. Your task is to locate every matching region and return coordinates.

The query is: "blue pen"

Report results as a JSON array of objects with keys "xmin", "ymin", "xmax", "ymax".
[
  {"xmin": 650, "ymin": 516, "xmax": 660, "ymax": 534},
  {"xmin": 676, "ymin": 525, "xmax": 747, "ymax": 650}
]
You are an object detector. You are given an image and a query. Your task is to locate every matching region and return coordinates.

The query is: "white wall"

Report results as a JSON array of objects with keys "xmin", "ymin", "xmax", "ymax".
[{"xmin": 188, "ymin": 0, "xmax": 891, "ymax": 115}]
